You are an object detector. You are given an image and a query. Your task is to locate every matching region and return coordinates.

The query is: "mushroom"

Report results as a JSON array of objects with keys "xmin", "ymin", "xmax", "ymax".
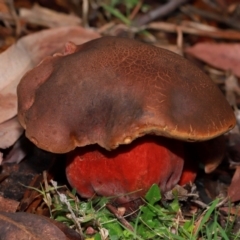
[{"xmin": 17, "ymin": 36, "xmax": 236, "ymax": 203}]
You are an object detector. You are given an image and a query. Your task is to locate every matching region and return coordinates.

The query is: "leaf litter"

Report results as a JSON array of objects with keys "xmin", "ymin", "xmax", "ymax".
[{"xmin": 1, "ymin": 0, "xmax": 240, "ymax": 239}]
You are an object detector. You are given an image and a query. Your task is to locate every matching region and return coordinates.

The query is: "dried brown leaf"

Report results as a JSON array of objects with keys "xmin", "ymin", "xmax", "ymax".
[
  {"xmin": 220, "ymin": 206, "xmax": 240, "ymax": 216},
  {"xmin": 44, "ymin": 217, "xmax": 83, "ymax": 240},
  {"xmin": 228, "ymin": 166, "xmax": 240, "ymax": 202},
  {"xmin": 0, "ymin": 117, "xmax": 23, "ymax": 149},
  {"xmin": 18, "ymin": 174, "xmax": 44, "ymax": 213},
  {"xmin": 0, "ymin": 1, "xmax": 8, "ymax": 13},
  {"xmin": 19, "ymin": 4, "xmax": 81, "ymax": 28},
  {"xmin": 0, "ymin": 196, "xmax": 19, "ymax": 213},
  {"xmin": 0, "ymin": 212, "xmax": 67, "ymax": 240},
  {"xmin": 147, "ymin": 21, "xmax": 240, "ymax": 40},
  {"xmin": 164, "ymin": 184, "xmax": 189, "ymax": 201},
  {"xmin": 3, "ymin": 136, "xmax": 27, "ymax": 163},
  {"xmin": 185, "ymin": 43, "xmax": 240, "ymax": 77},
  {"xmin": 225, "ymin": 74, "xmax": 240, "ymax": 107}
]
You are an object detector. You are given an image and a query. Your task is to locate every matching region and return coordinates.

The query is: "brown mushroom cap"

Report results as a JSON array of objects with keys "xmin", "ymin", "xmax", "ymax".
[{"xmin": 17, "ymin": 37, "xmax": 236, "ymax": 153}]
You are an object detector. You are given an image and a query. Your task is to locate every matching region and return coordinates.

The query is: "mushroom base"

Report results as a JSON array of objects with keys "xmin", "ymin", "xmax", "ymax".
[{"xmin": 66, "ymin": 136, "xmax": 196, "ymax": 204}]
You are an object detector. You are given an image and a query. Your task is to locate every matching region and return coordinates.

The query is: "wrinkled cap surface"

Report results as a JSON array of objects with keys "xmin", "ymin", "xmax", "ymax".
[{"xmin": 17, "ymin": 36, "xmax": 236, "ymax": 153}]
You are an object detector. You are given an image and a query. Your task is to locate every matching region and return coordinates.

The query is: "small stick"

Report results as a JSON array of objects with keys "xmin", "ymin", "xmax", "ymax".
[
  {"xmin": 82, "ymin": 0, "xmax": 89, "ymax": 28},
  {"xmin": 133, "ymin": 0, "xmax": 190, "ymax": 26},
  {"xmin": 129, "ymin": 0, "xmax": 143, "ymax": 21},
  {"xmin": 106, "ymin": 203, "xmax": 134, "ymax": 232},
  {"xmin": 181, "ymin": 5, "xmax": 240, "ymax": 31},
  {"xmin": 146, "ymin": 21, "xmax": 240, "ymax": 40},
  {"xmin": 5, "ymin": 0, "xmax": 21, "ymax": 36}
]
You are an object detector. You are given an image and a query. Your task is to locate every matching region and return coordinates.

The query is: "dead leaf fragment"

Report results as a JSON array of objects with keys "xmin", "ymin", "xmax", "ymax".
[
  {"xmin": 0, "ymin": 212, "xmax": 67, "ymax": 240},
  {"xmin": 185, "ymin": 43, "xmax": 240, "ymax": 77},
  {"xmin": 3, "ymin": 136, "xmax": 28, "ymax": 164},
  {"xmin": 0, "ymin": 1, "xmax": 9, "ymax": 13},
  {"xmin": 228, "ymin": 166, "xmax": 240, "ymax": 202},
  {"xmin": 147, "ymin": 21, "xmax": 240, "ymax": 40},
  {"xmin": 19, "ymin": 4, "xmax": 81, "ymax": 28},
  {"xmin": 225, "ymin": 73, "xmax": 240, "ymax": 107},
  {"xmin": 0, "ymin": 196, "xmax": 19, "ymax": 212},
  {"xmin": 164, "ymin": 185, "xmax": 189, "ymax": 201},
  {"xmin": 0, "ymin": 76, "xmax": 19, "ymax": 124},
  {"xmin": 220, "ymin": 206, "xmax": 240, "ymax": 216},
  {"xmin": 44, "ymin": 217, "xmax": 83, "ymax": 240},
  {"xmin": 0, "ymin": 117, "xmax": 23, "ymax": 149}
]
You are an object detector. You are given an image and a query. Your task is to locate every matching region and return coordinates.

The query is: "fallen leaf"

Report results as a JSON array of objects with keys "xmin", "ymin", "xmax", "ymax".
[
  {"xmin": 164, "ymin": 184, "xmax": 189, "ymax": 201},
  {"xmin": 0, "ymin": 1, "xmax": 8, "ymax": 13},
  {"xmin": 3, "ymin": 136, "xmax": 28, "ymax": 164},
  {"xmin": 19, "ymin": 4, "xmax": 81, "ymax": 28},
  {"xmin": 0, "ymin": 75, "xmax": 19, "ymax": 125},
  {"xmin": 0, "ymin": 196, "xmax": 19, "ymax": 213},
  {"xmin": 185, "ymin": 43, "xmax": 240, "ymax": 77},
  {"xmin": 44, "ymin": 217, "xmax": 83, "ymax": 240},
  {"xmin": 147, "ymin": 21, "xmax": 240, "ymax": 40},
  {"xmin": 225, "ymin": 73, "xmax": 240, "ymax": 107},
  {"xmin": 228, "ymin": 166, "xmax": 240, "ymax": 202},
  {"xmin": 0, "ymin": 152, "xmax": 2, "ymax": 165},
  {"xmin": 18, "ymin": 174, "xmax": 44, "ymax": 213},
  {"xmin": 0, "ymin": 212, "xmax": 67, "ymax": 240},
  {"xmin": 220, "ymin": 206, "xmax": 240, "ymax": 216},
  {"xmin": 0, "ymin": 117, "xmax": 23, "ymax": 149}
]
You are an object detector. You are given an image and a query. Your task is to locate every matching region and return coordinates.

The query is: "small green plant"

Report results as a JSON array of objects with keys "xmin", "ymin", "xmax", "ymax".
[
  {"xmin": 32, "ymin": 180, "xmax": 239, "ymax": 240},
  {"xmin": 101, "ymin": 0, "xmax": 149, "ymax": 25}
]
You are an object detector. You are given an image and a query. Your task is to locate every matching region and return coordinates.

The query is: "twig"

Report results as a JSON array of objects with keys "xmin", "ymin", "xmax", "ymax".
[
  {"xmin": 216, "ymin": 197, "xmax": 229, "ymax": 208},
  {"xmin": 97, "ymin": 22, "xmax": 115, "ymax": 34},
  {"xmin": 191, "ymin": 199, "xmax": 209, "ymax": 209},
  {"xmin": 181, "ymin": 5, "xmax": 240, "ymax": 31},
  {"xmin": 82, "ymin": 0, "xmax": 89, "ymax": 28},
  {"xmin": 106, "ymin": 203, "xmax": 134, "ymax": 232},
  {"xmin": 19, "ymin": 4, "xmax": 81, "ymax": 28},
  {"xmin": 176, "ymin": 26, "xmax": 183, "ymax": 49},
  {"xmin": 51, "ymin": 180, "xmax": 84, "ymax": 238},
  {"xmin": 146, "ymin": 21, "xmax": 240, "ymax": 40},
  {"xmin": 0, "ymin": 12, "xmax": 14, "ymax": 30},
  {"xmin": 133, "ymin": 0, "xmax": 190, "ymax": 27},
  {"xmin": 5, "ymin": 0, "xmax": 21, "ymax": 36},
  {"xmin": 129, "ymin": 0, "xmax": 143, "ymax": 21}
]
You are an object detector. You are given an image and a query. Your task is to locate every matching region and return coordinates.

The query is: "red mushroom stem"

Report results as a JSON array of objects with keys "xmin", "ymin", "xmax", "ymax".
[{"xmin": 66, "ymin": 136, "xmax": 195, "ymax": 204}]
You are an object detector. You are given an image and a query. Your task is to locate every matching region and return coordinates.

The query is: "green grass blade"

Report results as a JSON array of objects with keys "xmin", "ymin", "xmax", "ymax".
[
  {"xmin": 101, "ymin": 4, "xmax": 131, "ymax": 25},
  {"xmin": 194, "ymin": 199, "xmax": 219, "ymax": 237},
  {"xmin": 217, "ymin": 222, "xmax": 230, "ymax": 240}
]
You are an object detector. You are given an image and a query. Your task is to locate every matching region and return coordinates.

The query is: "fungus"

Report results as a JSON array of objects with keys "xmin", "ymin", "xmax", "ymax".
[{"xmin": 17, "ymin": 37, "xmax": 236, "ymax": 203}]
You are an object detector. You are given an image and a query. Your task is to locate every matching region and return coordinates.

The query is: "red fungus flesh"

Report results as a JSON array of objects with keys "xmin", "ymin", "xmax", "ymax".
[{"xmin": 66, "ymin": 136, "xmax": 187, "ymax": 203}]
